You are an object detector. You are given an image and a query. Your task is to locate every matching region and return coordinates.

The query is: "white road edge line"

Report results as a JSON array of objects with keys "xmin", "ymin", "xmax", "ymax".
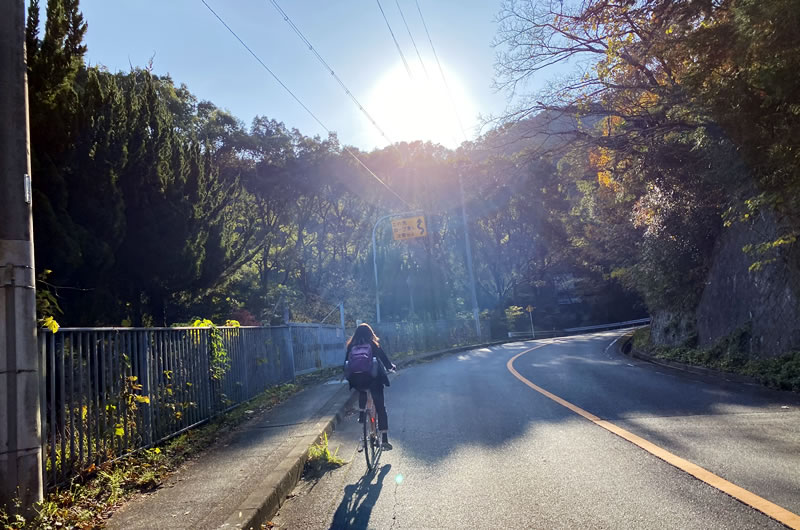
[{"xmin": 604, "ymin": 333, "xmax": 624, "ymax": 354}]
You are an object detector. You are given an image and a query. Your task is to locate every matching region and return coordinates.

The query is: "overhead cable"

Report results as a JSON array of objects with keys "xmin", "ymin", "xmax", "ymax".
[
  {"xmin": 414, "ymin": 0, "xmax": 469, "ymax": 142},
  {"xmin": 376, "ymin": 0, "xmax": 414, "ymax": 79},
  {"xmin": 268, "ymin": 0, "xmax": 393, "ymax": 146},
  {"xmin": 394, "ymin": 0, "xmax": 458, "ymax": 147},
  {"xmin": 200, "ymin": 0, "xmax": 412, "ymax": 208},
  {"xmin": 394, "ymin": 0, "xmax": 430, "ymax": 81}
]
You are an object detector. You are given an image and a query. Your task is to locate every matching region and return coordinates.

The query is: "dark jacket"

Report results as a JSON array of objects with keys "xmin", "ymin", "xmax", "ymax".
[{"xmin": 344, "ymin": 341, "xmax": 392, "ymax": 387}]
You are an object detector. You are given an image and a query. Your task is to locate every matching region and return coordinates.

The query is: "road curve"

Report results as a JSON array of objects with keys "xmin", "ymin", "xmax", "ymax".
[{"xmin": 273, "ymin": 331, "xmax": 800, "ymax": 529}]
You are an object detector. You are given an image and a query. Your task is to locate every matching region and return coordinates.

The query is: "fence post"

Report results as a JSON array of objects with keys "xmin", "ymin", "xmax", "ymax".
[
  {"xmin": 139, "ymin": 330, "xmax": 153, "ymax": 446},
  {"xmin": 243, "ymin": 329, "xmax": 251, "ymax": 399},
  {"xmin": 339, "ymin": 303, "xmax": 345, "ymax": 341},
  {"xmin": 200, "ymin": 328, "xmax": 212, "ymax": 417},
  {"xmin": 285, "ymin": 325, "xmax": 296, "ymax": 380},
  {"xmin": 316, "ymin": 324, "xmax": 322, "ymax": 370},
  {"xmin": 38, "ymin": 332, "xmax": 47, "ymax": 482},
  {"xmin": 202, "ymin": 328, "xmax": 215, "ymax": 415}
]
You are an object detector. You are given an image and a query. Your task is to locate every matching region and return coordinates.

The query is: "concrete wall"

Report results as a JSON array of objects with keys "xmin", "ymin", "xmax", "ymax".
[
  {"xmin": 695, "ymin": 211, "xmax": 800, "ymax": 357},
  {"xmin": 650, "ymin": 310, "xmax": 696, "ymax": 348},
  {"xmin": 650, "ymin": 209, "xmax": 800, "ymax": 358}
]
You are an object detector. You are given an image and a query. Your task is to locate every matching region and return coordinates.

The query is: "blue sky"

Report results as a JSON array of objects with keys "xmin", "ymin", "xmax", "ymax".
[{"xmin": 76, "ymin": 1, "xmax": 538, "ymax": 150}]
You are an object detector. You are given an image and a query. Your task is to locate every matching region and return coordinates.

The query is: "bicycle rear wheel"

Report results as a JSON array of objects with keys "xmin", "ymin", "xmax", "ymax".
[
  {"xmin": 362, "ymin": 407, "xmax": 373, "ymax": 470},
  {"xmin": 363, "ymin": 394, "xmax": 380, "ymax": 472},
  {"xmin": 368, "ymin": 405, "xmax": 380, "ymax": 470}
]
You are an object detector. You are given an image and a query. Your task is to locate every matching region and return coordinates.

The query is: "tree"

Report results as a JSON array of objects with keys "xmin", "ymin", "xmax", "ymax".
[{"xmin": 492, "ymin": 0, "xmax": 751, "ymax": 314}]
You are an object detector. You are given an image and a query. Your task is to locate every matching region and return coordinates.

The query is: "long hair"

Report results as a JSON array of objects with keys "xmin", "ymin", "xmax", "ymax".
[{"xmin": 347, "ymin": 322, "xmax": 380, "ymax": 350}]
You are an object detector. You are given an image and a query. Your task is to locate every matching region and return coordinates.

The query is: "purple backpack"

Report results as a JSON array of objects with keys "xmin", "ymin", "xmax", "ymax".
[{"xmin": 347, "ymin": 343, "xmax": 375, "ymax": 376}]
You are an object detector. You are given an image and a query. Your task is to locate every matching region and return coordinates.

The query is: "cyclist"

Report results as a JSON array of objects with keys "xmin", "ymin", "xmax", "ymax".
[{"xmin": 344, "ymin": 323, "xmax": 396, "ymax": 449}]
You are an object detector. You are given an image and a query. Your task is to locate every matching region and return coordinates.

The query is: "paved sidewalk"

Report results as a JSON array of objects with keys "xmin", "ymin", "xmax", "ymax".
[{"xmin": 107, "ymin": 379, "xmax": 354, "ymax": 530}]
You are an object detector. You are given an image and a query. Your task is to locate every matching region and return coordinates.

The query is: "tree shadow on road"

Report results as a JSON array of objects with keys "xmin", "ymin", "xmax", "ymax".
[
  {"xmin": 390, "ymin": 336, "xmax": 800, "ymax": 464},
  {"xmin": 329, "ymin": 464, "xmax": 392, "ymax": 529}
]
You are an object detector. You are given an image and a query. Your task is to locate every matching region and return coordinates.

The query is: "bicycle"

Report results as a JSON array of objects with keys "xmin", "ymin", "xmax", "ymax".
[
  {"xmin": 362, "ymin": 389, "xmax": 381, "ymax": 472},
  {"xmin": 360, "ymin": 365, "xmax": 395, "ymax": 473}
]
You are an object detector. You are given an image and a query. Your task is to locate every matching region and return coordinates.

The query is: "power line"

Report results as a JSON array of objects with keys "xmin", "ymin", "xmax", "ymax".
[
  {"xmin": 394, "ymin": 0, "xmax": 429, "ymax": 81},
  {"xmin": 380, "ymin": 0, "xmax": 461, "ymax": 148},
  {"xmin": 414, "ymin": 0, "xmax": 469, "ymax": 142},
  {"xmin": 394, "ymin": 0, "xmax": 459, "ymax": 147},
  {"xmin": 268, "ymin": 0, "xmax": 393, "ymax": 146},
  {"xmin": 411, "ymin": 1, "xmax": 479, "ymax": 337},
  {"xmin": 376, "ymin": 0, "xmax": 413, "ymax": 79},
  {"xmin": 200, "ymin": 0, "xmax": 411, "ymax": 208}
]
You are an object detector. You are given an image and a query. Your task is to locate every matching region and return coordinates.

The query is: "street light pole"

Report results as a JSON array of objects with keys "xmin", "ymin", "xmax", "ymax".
[
  {"xmin": 0, "ymin": 0, "xmax": 44, "ymax": 513},
  {"xmin": 372, "ymin": 210, "xmax": 423, "ymax": 323}
]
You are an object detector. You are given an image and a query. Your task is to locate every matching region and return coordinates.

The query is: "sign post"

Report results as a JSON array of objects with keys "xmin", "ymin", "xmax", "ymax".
[
  {"xmin": 372, "ymin": 211, "xmax": 424, "ymax": 323},
  {"xmin": 526, "ymin": 305, "xmax": 535, "ymax": 339}
]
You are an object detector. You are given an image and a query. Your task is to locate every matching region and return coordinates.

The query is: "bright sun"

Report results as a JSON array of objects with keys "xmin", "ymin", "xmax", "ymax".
[{"xmin": 365, "ymin": 61, "xmax": 477, "ymax": 149}]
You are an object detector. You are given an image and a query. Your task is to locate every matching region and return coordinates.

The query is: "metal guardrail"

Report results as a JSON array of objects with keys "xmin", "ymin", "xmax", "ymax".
[
  {"xmin": 508, "ymin": 318, "xmax": 651, "ymax": 339},
  {"xmin": 563, "ymin": 318, "xmax": 651, "ymax": 332},
  {"xmin": 357, "ymin": 319, "xmax": 491, "ymax": 356}
]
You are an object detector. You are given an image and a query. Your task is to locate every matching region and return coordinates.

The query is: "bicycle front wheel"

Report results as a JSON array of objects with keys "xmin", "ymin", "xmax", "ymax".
[
  {"xmin": 363, "ymin": 410, "xmax": 373, "ymax": 470},
  {"xmin": 367, "ymin": 407, "xmax": 380, "ymax": 471}
]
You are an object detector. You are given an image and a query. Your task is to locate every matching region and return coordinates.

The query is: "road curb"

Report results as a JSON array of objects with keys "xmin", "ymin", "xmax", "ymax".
[
  {"xmin": 616, "ymin": 333, "xmax": 763, "ymax": 386},
  {"xmin": 222, "ymin": 340, "xmax": 512, "ymax": 529},
  {"xmin": 222, "ymin": 386, "xmax": 358, "ymax": 529}
]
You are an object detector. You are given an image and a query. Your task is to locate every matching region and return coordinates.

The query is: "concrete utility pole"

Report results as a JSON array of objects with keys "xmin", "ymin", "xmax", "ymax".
[
  {"xmin": 0, "ymin": 0, "xmax": 44, "ymax": 512},
  {"xmin": 458, "ymin": 172, "xmax": 481, "ymax": 338}
]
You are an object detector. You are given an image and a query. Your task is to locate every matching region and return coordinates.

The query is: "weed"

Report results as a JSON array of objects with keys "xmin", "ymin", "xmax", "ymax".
[
  {"xmin": 306, "ymin": 432, "xmax": 345, "ymax": 475},
  {"xmin": 0, "ymin": 498, "xmax": 26, "ymax": 529},
  {"xmin": 97, "ymin": 468, "xmax": 126, "ymax": 505},
  {"xmin": 135, "ymin": 470, "xmax": 159, "ymax": 490}
]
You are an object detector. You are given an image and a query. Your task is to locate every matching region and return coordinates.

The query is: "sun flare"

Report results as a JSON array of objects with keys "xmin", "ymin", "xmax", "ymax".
[{"xmin": 365, "ymin": 61, "xmax": 477, "ymax": 149}]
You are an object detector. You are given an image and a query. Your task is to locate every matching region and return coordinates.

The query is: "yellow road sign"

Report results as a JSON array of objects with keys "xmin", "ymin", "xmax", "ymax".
[
  {"xmin": 526, "ymin": 305, "xmax": 534, "ymax": 312},
  {"xmin": 391, "ymin": 215, "xmax": 427, "ymax": 240}
]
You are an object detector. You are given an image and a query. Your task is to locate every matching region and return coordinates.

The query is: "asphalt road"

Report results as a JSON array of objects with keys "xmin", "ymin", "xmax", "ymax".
[{"xmin": 272, "ymin": 331, "xmax": 800, "ymax": 529}]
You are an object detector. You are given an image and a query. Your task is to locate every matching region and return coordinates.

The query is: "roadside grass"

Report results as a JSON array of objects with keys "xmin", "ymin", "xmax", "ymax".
[
  {"xmin": 0, "ymin": 380, "xmax": 310, "ymax": 529},
  {"xmin": 629, "ymin": 327, "xmax": 800, "ymax": 392},
  {"xmin": 305, "ymin": 432, "xmax": 346, "ymax": 478},
  {"xmin": 631, "ymin": 327, "xmax": 650, "ymax": 351}
]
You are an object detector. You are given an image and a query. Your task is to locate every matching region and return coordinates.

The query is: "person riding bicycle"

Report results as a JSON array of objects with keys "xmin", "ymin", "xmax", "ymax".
[{"xmin": 344, "ymin": 323, "xmax": 396, "ymax": 449}]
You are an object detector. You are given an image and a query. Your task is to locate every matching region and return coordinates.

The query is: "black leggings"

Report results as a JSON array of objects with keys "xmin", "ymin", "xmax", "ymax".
[{"xmin": 358, "ymin": 379, "xmax": 388, "ymax": 431}]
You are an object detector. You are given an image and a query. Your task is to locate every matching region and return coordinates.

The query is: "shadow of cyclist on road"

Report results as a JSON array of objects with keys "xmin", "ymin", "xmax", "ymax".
[{"xmin": 329, "ymin": 464, "xmax": 392, "ymax": 529}]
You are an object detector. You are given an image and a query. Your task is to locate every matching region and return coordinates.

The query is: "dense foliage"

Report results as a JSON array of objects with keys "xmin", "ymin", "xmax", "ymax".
[
  {"xmin": 26, "ymin": 0, "xmax": 646, "ymax": 333},
  {"xmin": 30, "ymin": 0, "xmax": 800, "ymax": 348},
  {"xmin": 495, "ymin": 0, "xmax": 800, "ymax": 319}
]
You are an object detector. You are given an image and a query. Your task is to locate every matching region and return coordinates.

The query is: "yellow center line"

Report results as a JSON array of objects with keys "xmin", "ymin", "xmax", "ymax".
[{"xmin": 507, "ymin": 344, "xmax": 800, "ymax": 530}]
